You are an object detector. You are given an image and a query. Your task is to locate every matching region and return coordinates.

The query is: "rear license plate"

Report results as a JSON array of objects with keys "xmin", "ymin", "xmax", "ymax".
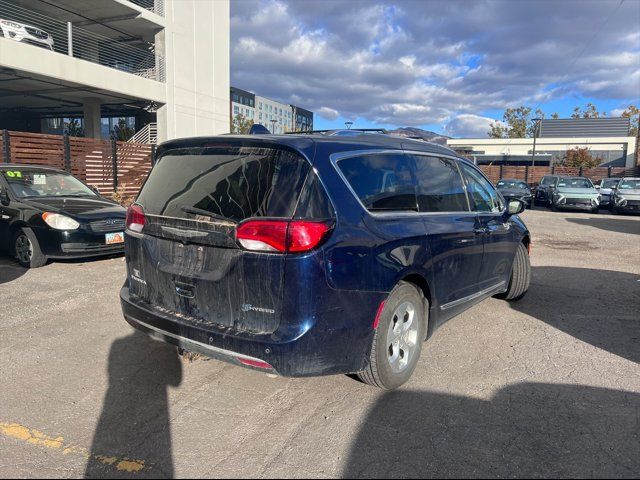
[{"xmin": 105, "ymin": 232, "xmax": 125, "ymax": 245}]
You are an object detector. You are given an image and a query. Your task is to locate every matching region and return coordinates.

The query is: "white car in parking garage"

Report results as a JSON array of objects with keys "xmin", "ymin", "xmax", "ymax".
[{"xmin": 0, "ymin": 18, "xmax": 54, "ymax": 51}]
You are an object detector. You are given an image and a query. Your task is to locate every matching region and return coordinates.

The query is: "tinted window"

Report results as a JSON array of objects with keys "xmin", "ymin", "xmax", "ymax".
[
  {"xmin": 601, "ymin": 179, "xmax": 619, "ymax": 188},
  {"xmin": 557, "ymin": 178, "xmax": 593, "ymax": 188},
  {"xmin": 1, "ymin": 168, "xmax": 96, "ymax": 198},
  {"xmin": 294, "ymin": 172, "xmax": 335, "ymax": 219},
  {"xmin": 540, "ymin": 176, "xmax": 556, "ymax": 185},
  {"xmin": 497, "ymin": 180, "xmax": 529, "ymax": 190},
  {"xmin": 460, "ymin": 163, "xmax": 504, "ymax": 213},
  {"xmin": 618, "ymin": 179, "xmax": 640, "ymax": 189},
  {"xmin": 337, "ymin": 153, "xmax": 417, "ymax": 212},
  {"xmin": 412, "ymin": 155, "xmax": 468, "ymax": 212},
  {"xmin": 137, "ymin": 146, "xmax": 310, "ymax": 222}
]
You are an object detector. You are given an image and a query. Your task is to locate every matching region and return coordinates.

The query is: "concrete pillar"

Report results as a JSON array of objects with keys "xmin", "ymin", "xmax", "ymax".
[{"xmin": 83, "ymin": 98, "xmax": 102, "ymax": 139}]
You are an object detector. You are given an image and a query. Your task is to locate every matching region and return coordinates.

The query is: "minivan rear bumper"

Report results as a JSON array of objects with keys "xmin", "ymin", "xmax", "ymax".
[{"xmin": 120, "ymin": 285, "xmax": 378, "ymax": 377}]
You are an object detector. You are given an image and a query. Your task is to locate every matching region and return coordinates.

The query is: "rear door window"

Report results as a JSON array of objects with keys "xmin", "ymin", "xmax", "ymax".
[
  {"xmin": 137, "ymin": 145, "xmax": 310, "ymax": 222},
  {"xmin": 336, "ymin": 153, "xmax": 418, "ymax": 212},
  {"xmin": 412, "ymin": 155, "xmax": 469, "ymax": 212}
]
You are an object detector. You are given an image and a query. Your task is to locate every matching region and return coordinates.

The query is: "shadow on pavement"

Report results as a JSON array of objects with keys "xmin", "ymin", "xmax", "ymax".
[
  {"xmin": 344, "ymin": 383, "xmax": 640, "ymax": 478},
  {"xmin": 85, "ymin": 332, "xmax": 182, "ymax": 479},
  {"xmin": 0, "ymin": 256, "xmax": 27, "ymax": 285},
  {"xmin": 566, "ymin": 217, "xmax": 640, "ymax": 235},
  {"xmin": 510, "ymin": 267, "xmax": 640, "ymax": 364}
]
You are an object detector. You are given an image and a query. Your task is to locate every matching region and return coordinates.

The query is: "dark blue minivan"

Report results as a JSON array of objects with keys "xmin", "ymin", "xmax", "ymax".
[{"xmin": 120, "ymin": 132, "xmax": 531, "ymax": 389}]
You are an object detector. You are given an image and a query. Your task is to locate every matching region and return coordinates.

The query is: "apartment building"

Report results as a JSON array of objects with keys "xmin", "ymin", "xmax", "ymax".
[
  {"xmin": 0, "ymin": 0, "xmax": 230, "ymax": 143},
  {"xmin": 231, "ymin": 86, "xmax": 313, "ymax": 134}
]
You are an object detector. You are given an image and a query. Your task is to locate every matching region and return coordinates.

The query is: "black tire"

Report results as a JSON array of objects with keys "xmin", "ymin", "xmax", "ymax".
[
  {"xmin": 357, "ymin": 282, "xmax": 427, "ymax": 390},
  {"xmin": 495, "ymin": 242, "xmax": 530, "ymax": 301},
  {"xmin": 13, "ymin": 227, "xmax": 47, "ymax": 268},
  {"xmin": 591, "ymin": 207, "xmax": 599, "ymax": 214}
]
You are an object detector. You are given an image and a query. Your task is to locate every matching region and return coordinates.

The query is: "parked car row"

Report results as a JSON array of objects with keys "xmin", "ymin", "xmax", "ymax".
[{"xmin": 532, "ymin": 174, "xmax": 640, "ymax": 214}]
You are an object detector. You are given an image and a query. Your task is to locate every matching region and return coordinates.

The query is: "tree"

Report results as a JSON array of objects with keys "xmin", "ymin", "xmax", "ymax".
[
  {"xmin": 560, "ymin": 147, "xmax": 601, "ymax": 168},
  {"xmin": 488, "ymin": 107, "xmax": 550, "ymax": 138},
  {"xmin": 231, "ymin": 114, "xmax": 254, "ymax": 134},
  {"xmin": 64, "ymin": 119, "xmax": 84, "ymax": 138},
  {"xmin": 620, "ymin": 105, "xmax": 639, "ymax": 137},
  {"xmin": 111, "ymin": 118, "xmax": 135, "ymax": 141},
  {"xmin": 571, "ymin": 103, "xmax": 606, "ymax": 119}
]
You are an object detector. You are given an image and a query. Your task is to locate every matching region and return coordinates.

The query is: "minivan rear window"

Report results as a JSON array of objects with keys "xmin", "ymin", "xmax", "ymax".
[{"xmin": 137, "ymin": 146, "xmax": 310, "ymax": 222}]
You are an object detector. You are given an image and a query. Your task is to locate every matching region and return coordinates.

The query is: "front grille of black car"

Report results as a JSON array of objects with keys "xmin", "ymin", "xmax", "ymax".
[
  {"xmin": 61, "ymin": 243, "xmax": 124, "ymax": 253},
  {"xmin": 90, "ymin": 218, "xmax": 126, "ymax": 232},
  {"xmin": 25, "ymin": 27, "xmax": 48, "ymax": 39}
]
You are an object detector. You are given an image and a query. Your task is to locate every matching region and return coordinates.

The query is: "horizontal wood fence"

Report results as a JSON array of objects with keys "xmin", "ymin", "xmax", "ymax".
[
  {"xmin": 2, "ymin": 130, "xmax": 154, "ymax": 198},
  {"xmin": 479, "ymin": 164, "xmax": 639, "ymax": 185},
  {"xmin": 1, "ymin": 130, "xmax": 638, "ymax": 199}
]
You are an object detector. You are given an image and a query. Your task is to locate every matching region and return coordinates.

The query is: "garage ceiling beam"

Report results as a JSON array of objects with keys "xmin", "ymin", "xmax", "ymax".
[{"xmin": 73, "ymin": 13, "xmax": 141, "ymax": 27}]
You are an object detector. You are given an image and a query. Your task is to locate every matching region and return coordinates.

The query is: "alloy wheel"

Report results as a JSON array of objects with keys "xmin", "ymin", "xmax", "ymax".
[
  {"xmin": 386, "ymin": 301, "xmax": 419, "ymax": 373},
  {"xmin": 15, "ymin": 234, "xmax": 33, "ymax": 265}
]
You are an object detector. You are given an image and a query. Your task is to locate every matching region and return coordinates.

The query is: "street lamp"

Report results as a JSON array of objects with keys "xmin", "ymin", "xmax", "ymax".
[
  {"xmin": 345, "ymin": 121, "xmax": 353, "ymax": 130},
  {"xmin": 530, "ymin": 118, "xmax": 542, "ymax": 168}
]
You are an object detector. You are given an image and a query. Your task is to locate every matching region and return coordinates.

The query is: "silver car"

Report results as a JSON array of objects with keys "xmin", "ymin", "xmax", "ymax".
[
  {"xmin": 611, "ymin": 178, "xmax": 640, "ymax": 214},
  {"xmin": 0, "ymin": 19, "xmax": 54, "ymax": 51},
  {"xmin": 596, "ymin": 178, "xmax": 620, "ymax": 209}
]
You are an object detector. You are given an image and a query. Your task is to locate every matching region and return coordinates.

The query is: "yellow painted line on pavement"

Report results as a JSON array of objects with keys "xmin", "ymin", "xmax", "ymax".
[{"xmin": 0, "ymin": 421, "xmax": 146, "ymax": 473}]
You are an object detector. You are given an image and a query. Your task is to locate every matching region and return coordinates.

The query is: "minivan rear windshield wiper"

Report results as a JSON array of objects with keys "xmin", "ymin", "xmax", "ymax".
[{"xmin": 181, "ymin": 206, "xmax": 237, "ymax": 224}]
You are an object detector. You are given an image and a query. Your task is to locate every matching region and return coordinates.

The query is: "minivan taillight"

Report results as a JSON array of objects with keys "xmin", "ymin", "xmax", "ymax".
[
  {"xmin": 236, "ymin": 220, "xmax": 332, "ymax": 253},
  {"xmin": 126, "ymin": 204, "xmax": 146, "ymax": 233}
]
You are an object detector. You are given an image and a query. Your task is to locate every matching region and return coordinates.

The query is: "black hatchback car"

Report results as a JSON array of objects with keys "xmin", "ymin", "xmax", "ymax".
[
  {"xmin": 121, "ymin": 132, "xmax": 531, "ymax": 389},
  {"xmin": 0, "ymin": 165, "xmax": 126, "ymax": 268}
]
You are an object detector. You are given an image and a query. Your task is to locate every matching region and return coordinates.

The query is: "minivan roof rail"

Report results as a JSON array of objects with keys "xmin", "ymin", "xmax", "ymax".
[{"xmin": 285, "ymin": 128, "xmax": 388, "ymax": 135}]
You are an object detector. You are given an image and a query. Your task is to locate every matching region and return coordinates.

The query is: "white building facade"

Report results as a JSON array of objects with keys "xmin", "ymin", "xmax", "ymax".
[
  {"xmin": 0, "ymin": 0, "xmax": 230, "ymax": 142},
  {"xmin": 230, "ymin": 86, "xmax": 313, "ymax": 134},
  {"xmin": 447, "ymin": 118, "xmax": 637, "ymax": 168}
]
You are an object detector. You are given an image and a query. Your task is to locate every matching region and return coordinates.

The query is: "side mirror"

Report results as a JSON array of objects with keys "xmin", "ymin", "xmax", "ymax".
[
  {"xmin": 0, "ymin": 188, "xmax": 9, "ymax": 205},
  {"xmin": 507, "ymin": 198, "xmax": 526, "ymax": 216},
  {"xmin": 595, "ymin": 185, "xmax": 601, "ymax": 190}
]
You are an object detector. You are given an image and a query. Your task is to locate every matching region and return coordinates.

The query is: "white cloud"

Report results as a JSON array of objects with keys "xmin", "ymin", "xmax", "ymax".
[
  {"xmin": 231, "ymin": 0, "xmax": 640, "ymax": 130},
  {"xmin": 444, "ymin": 114, "xmax": 503, "ymax": 138},
  {"xmin": 318, "ymin": 107, "xmax": 340, "ymax": 120}
]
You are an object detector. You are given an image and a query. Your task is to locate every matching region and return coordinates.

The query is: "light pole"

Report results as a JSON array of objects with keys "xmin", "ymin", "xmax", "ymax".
[
  {"xmin": 345, "ymin": 121, "xmax": 353, "ymax": 130},
  {"xmin": 530, "ymin": 118, "xmax": 542, "ymax": 168}
]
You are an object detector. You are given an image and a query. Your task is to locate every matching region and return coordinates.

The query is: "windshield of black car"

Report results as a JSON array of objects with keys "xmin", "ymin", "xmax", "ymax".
[
  {"xmin": 556, "ymin": 178, "xmax": 593, "ymax": 189},
  {"xmin": 619, "ymin": 179, "xmax": 640, "ymax": 189},
  {"xmin": 136, "ymin": 146, "xmax": 310, "ymax": 223},
  {"xmin": 601, "ymin": 179, "xmax": 619, "ymax": 188},
  {"xmin": 1, "ymin": 169, "xmax": 97, "ymax": 198},
  {"xmin": 497, "ymin": 181, "xmax": 528, "ymax": 190}
]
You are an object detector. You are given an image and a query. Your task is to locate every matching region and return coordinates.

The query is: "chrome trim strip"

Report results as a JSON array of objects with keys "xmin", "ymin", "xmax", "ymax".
[
  {"xmin": 132, "ymin": 318, "xmax": 269, "ymax": 365},
  {"xmin": 440, "ymin": 281, "xmax": 507, "ymax": 311}
]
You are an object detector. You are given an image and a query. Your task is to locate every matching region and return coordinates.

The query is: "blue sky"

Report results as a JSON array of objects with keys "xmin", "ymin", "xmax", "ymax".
[{"xmin": 231, "ymin": 0, "xmax": 640, "ymax": 137}]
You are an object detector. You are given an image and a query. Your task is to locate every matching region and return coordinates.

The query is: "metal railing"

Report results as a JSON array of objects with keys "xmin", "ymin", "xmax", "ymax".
[
  {"xmin": 0, "ymin": 0, "xmax": 165, "ymax": 82},
  {"xmin": 129, "ymin": 0, "xmax": 165, "ymax": 17},
  {"xmin": 128, "ymin": 122, "xmax": 157, "ymax": 144}
]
